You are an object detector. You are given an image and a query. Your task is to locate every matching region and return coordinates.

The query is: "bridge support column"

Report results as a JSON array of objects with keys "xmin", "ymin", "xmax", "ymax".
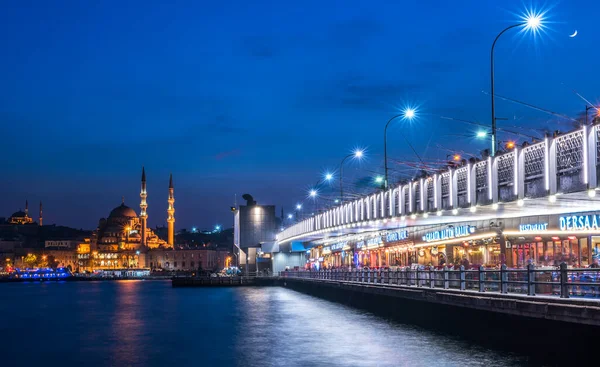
[
  {"xmin": 450, "ymin": 169, "xmax": 458, "ymax": 210},
  {"xmin": 516, "ymin": 147, "xmax": 525, "ymax": 200},
  {"xmin": 548, "ymin": 136, "xmax": 558, "ymax": 195},
  {"xmin": 491, "ymin": 157, "xmax": 499, "ymax": 203},
  {"xmin": 585, "ymin": 124, "xmax": 597, "ymax": 189}
]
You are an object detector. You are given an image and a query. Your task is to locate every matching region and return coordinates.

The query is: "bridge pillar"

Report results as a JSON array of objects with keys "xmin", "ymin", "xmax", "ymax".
[
  {"xmin": 399, "ymin": 185, "xmax": 406, "ymax": 216},
  {"xmin": 585, "ymin": 125, "xmax": 597, "ymax": 189},
  {"xmin": 548, "ymin": 136, "xmax": 558, "ymax": 195},
  {"xmin": 468, "ymin": 162, "xmax": 476, "ymax": 208},
  {"xmin": 516, "ymin": 147, "xmax": 525, "ymax": 200},
  {"xmin": 491, "ymin": 157, "xmax": 499, "ymax": 203},
  {"xmin": 450, "ymin": 169, "xmax": 458, "ymax": 210},
  {"xmin": 434, "ymin": 174, "xmax": 442, "ymax": 211}
]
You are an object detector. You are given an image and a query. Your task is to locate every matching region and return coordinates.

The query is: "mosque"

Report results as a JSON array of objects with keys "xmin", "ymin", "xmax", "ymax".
[
  {"xmin": 88, "ymin": 167, "xmax": 175, "ymax": 268},
  {"xmin": 6, "ymin": 200, "xmax": 40, "ymax": 225}
]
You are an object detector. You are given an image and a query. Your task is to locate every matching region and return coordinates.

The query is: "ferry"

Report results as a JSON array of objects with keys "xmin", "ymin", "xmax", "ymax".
[{"xmin": 12, "ymin": 267, "xmax": 73, "ymax": 280}]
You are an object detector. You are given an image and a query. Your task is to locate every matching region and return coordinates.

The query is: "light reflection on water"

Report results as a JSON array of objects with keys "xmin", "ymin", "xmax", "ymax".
[{"xmin": 0, "ymin": 281, "xmax": 525, "ymax": 367}]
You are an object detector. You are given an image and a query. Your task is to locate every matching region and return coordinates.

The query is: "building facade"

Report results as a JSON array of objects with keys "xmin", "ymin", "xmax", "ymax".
[{"xmin": 233, "ymin": 194, "xmax": 278, "ymax": 273}]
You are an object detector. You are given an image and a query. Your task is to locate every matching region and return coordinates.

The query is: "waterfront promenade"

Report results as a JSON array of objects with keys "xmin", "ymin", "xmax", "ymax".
[{"xmin": 279, "ymin": 266, "xmax": 600, "ymax": 326}]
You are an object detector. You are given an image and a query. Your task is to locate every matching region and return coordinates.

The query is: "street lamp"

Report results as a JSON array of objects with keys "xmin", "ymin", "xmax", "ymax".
[
  {"xmin": 384, "ymin": 108, "xmax": 416, "ymax": 189},
  {"xmin": 490, "ymin": 10, "xmax": 545, "ymax": 156},
  {"xmin": 340, "ymin": 149, "xmax": 364, "ymax": 204},
  {"xmin": 585, "ymin": 105, "xmax": 599, "ymax": 125}
]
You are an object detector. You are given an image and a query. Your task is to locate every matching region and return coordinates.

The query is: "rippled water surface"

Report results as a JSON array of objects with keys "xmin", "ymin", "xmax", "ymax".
[{"xmin": 0, "ymin": 281, "xmax": 527, "ymax": 366}]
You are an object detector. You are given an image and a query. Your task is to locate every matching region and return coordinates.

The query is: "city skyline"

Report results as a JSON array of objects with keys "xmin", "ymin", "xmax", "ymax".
[{"xmin": 1, "ymin": 1, "xmax": 598, "ymax": 229}]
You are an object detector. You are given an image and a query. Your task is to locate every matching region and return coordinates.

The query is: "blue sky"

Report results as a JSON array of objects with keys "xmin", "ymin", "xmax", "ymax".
[{"xmin": 0, "ymin": 0, "xmax": 598, "ymax": 230}]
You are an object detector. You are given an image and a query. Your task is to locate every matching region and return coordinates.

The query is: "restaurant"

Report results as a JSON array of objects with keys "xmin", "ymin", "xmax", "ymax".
[
  {"xmin": 503, "ymin": 213, "xmax": 600, "ymax": 268},
  {"xmin": 412, "ymin": 223, "xmax": 501, "ymax": 268}
]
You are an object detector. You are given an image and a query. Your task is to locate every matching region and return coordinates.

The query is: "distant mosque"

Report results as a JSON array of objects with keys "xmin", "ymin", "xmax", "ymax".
[
  {"xmin": 91, "ymin": 167, "xmax": 175, "ymax": 254},
  {"xmin": 7, "ymin": 200, "xmax": 42, "ymax": 225}
]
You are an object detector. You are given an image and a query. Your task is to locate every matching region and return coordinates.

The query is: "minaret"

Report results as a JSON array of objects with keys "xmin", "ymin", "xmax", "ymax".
[
  {"xmin": 25, "ymin": 200, "xmax": 29, "ymax": 217},
  {"xmin": 39, "ymin": 201, "xmax": 43, "ymax": 226},
  {"xmin": 140, "ymin": 167, "xmax": 148, "ymax": 247},
  {"xmin": 167, "ymin": 173, "xmax": 175, "ymax": 247}
]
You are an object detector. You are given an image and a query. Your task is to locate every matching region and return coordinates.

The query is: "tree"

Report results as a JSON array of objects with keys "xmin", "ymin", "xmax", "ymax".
[{"xmin": 24, "ymin": 254, "xmax": 37, "ymax": 268}]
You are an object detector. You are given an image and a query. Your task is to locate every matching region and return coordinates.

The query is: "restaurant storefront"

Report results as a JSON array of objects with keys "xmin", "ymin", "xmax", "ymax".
[
  {"xmin": 413, "ymin": 223, "xmax": 501, "ymax": 268},
  {"xmin": 503, "ymin": 213, "xmax": 600, "ymax": 268},
  {"xmin": 303, "ymin": 210, "xmax": 600, "ymax": 270}
]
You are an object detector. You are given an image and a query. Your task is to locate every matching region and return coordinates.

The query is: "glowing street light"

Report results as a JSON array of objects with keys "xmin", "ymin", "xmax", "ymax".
[
  {"xmin": 325, "ymin": 173, "xmax": 334, "ymax": 181},
  {"xmin": 490, "ymin": 9, "xmax": 546, "ymax": 156},
  {"xmin": 476, "ymin": 131, "xmax": 487, "ymax": 139},
  {"xmin": 296, "ymin": 204, "xmax": 302, "ymax": 210},
  {"xmin": 340, "ymin": 148, "xmax": 365, "ymax": 204},
  {"xmin": 287, "ymin": 214, "xmax": 293, "ymax": 219},
  {"xmin": 375, "ymin": 176, "xmax": 384, "ymax": 184},
  {"xmin": 383, "ymin": 107, "xmax": 417, "ymax": 189},
  {"xmin": 309, "ymin": 189, "xmax": 318, "ymax": 198}
]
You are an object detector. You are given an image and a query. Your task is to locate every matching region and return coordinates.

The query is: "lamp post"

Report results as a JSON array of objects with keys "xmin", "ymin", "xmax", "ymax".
[
  {"xmin": 585, "ymin": 105, "xmax": 599, "ymax": 125},
  {"xmin": 490, "ymin": 12, "xmax": 543, "ymax": 156},
  {"xmin": 383, "ymin": 108, "xmax": 415, "ymax": 189},
  {"xmin": 340, "ymin": 149, "xmax": 364, "ymax": 204}
]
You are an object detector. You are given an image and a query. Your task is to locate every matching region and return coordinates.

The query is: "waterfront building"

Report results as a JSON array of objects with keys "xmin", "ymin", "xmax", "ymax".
[
  {"xmin": 147, "ymin": 247, "xmax": 230, "ymax": 272},
  {"xmin": 233, "ymin": 194, "xmax": 279, "ymax": 273}
]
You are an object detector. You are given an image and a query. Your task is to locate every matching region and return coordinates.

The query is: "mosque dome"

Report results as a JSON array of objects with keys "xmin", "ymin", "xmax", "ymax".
[
  {"xmin": 10, "ymin": 211, "xmax": 27, "ymax": 218},
  {"xmin": 108, "ymin": 203, "xmax": 138, "ymax": 219}
]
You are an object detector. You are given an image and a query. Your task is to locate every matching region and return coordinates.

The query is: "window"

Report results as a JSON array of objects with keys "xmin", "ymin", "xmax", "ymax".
[
  {"xmin": 174, "ymin": 261, "xmax": 178, "ymax": 268},
  {"xmin": 191, "ymin": 261, "xmax": 195, "ymax": 267},
  {"xmin": 182, "ymin": 261, "xmax": 186, "ymax": 268}
]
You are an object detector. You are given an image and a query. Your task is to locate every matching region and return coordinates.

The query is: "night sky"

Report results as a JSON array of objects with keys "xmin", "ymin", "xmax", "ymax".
[{"xmin": 1, "ymin": 1, "xmax": 598, "ymax": 231}]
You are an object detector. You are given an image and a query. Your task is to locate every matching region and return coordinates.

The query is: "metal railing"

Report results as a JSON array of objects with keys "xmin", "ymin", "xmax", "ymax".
[{"xmin": 280, "ymin": 263, "xmax": 600, "ymax": 299}]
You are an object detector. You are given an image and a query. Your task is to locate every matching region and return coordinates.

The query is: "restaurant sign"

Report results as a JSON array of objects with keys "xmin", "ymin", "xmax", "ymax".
[
  {"xmin": 385, "ymin": 230, "xmax": 409, "ymax": 243},
  {"xmin": 560, "ymin": 214, "xmax": 600, "ymax": 231},
  {"xmin": 356, "ymin": 236, "xmax": 384, "ymax": 250},
  {"xmin": 422, "ymin": 225, "xmax": 475, "ymax": 242},
  {"xmin": 519, "ymin": 223, "xmax": 548, "ymax": 232}
]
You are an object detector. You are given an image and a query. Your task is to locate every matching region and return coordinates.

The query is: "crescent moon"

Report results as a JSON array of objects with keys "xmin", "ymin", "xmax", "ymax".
[{"xmin": 569, "ymin": 30, "xmax": 578, "ymax": 38}]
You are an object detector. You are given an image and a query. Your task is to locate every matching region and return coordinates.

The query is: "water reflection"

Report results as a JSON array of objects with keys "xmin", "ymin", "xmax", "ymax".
[
  {"xmin": 233, "ymin": 288, "xmax": 524, "ymax": 367},
  {"xmin": 0, "ymin": 281, "xmax": 526, "ymax": 367}
]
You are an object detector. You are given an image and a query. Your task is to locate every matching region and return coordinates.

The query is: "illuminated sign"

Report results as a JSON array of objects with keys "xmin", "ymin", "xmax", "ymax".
[
  {"xmin": 330, "ymin": 242, "xmax": 347, "ymax": 251},
  {"xmin": 560, "ymin": 214, "xmax": 600, "ymax": 231},
  {"xmin": 519, "ymin": 223, "xmax": 548, "ymax": 232},
  {"xmin": 356, "ymin": 237, "xmax": 384, "ymax": 249},
  {"xmin": 386, "ymin": 230, "xmax": 409, "ymax": 242},
  {"xmin": 422, "ymin": 225, "xmax": 475, "ymax": 242},
  {"xmin": 366, "ymin": 236, "xmax": 383, "ymax": 249},
  {"xmin": 45, "ymin": 241, "xmax": 76, "ymax": 249}
]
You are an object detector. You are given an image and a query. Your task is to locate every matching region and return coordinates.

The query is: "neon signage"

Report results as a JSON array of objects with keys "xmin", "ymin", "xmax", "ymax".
[
  {"xmin": 386, "ymin": 230, "xmax": 409, "ymax": 242},
  {"xmin": 519, "ymin": 223, "xmax": 548, "ymax": 232},
  {"xmin": 422, "ymin": 225, "xmax": 475, "ymax": 242},
  {"xmin": 560, "ymin": 215, "xmax": 600, "ymax": 231}
]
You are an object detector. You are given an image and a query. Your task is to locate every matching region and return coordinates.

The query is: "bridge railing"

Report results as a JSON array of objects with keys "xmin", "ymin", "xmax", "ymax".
[{"xmin": 280, "ymin": 263, "xmax": 600, "ymax": 299}]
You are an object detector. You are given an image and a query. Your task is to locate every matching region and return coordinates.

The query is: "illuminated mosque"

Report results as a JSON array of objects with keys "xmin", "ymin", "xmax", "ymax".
[
  {"xmin": 6, "ymin": 200, "xmax": 41, "ymax": 225},
  {"xmin": 89, "ymin": 168, "xmax": 175, "ymax": 268}
]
